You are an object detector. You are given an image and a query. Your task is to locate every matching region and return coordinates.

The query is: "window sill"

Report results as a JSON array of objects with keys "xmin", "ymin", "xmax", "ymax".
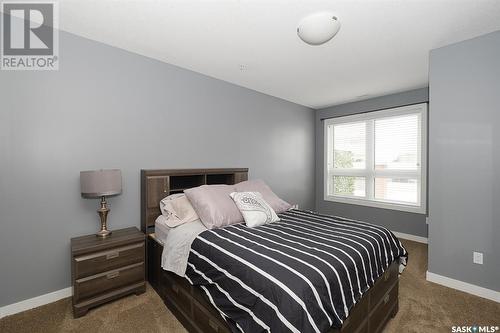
[{"xmin": 324, "ymin": 195, "xmax": 426, "ymax": 214}]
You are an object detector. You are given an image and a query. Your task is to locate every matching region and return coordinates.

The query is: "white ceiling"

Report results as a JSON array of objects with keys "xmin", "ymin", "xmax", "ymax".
[{"xmin": 60, "ymin": 0, "xmax": 500, "ymax": 108}]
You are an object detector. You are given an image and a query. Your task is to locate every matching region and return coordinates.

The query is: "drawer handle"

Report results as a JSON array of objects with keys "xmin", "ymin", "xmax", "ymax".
[
  {"xmin": 383, "ymin": 293, "xmax": 390, "ymax": 304},
  {"xmin": 209, "ymin": 319, "xmax": 219, "ymax": 332},
  {"xmin": 106, "ymin": 271, "xmax": 120, "ymax": 279},
  {"xmin": 384, "ymin": 271, "xmax": 391, "ymax": 281},
  {"xmin": 106, "ymin": 252, "xmax": 119, "ymax": 260}
]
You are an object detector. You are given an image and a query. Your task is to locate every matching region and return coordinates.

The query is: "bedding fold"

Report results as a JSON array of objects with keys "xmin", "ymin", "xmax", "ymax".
[{"xmin": 160, "ymin": 219, "xmax": 207, "ymax": 276}]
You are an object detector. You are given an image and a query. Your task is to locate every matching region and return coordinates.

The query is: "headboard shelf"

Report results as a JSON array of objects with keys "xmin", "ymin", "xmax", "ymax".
[
  {"xmin": 140, "ymin": 168, "xmax": 248, "ymax": 234},
  {"xmin": 206, "ymin": 173, "xmax": 235, "ymax": 185},
  {"xmin": 170, "ymin": 174, "xmax": 206, "ymax": 191}
]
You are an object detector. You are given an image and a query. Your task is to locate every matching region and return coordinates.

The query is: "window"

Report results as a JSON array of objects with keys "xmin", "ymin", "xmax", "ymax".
[{"xmin": 324, "ymin": 103, "xmax": 427, "ymax": 213}]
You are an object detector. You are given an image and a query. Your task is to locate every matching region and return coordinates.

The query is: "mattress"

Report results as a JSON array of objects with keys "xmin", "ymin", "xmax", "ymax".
[{"xmin": 185, "ymin": 209, "xmax": 408, "ymax": 333}]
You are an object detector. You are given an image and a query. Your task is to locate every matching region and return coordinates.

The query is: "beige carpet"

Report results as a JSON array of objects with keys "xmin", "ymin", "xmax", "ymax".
[{"xmin": 1, "ymin": 240, "xmax": 499, "ymax": 333}]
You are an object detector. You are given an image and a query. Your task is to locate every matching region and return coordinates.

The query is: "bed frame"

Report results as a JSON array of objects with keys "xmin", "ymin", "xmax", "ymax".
[{"xmin": 141, "ymin": 168, "xmax": 399, "ymax": 333}]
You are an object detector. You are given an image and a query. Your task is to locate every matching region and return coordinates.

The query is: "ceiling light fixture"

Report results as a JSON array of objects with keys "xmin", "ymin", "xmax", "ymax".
[{"xmin": 297, "ymin": 12, "xmax": 341, "ymax": 46}]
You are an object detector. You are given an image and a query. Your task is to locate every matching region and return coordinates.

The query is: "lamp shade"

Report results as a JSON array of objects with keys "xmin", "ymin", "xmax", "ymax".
[{"xmin": 80, "ymin": 169, "xmax": 122, "ymax": 198}]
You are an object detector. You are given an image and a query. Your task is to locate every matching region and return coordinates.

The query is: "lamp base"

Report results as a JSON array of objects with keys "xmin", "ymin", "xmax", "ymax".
[
  {"xmin": 96, "ymin": 229, "xmax": 112, "ymax": 238},
  {"xmin": 96, "ymin": 196, "xmax": 112, "ymax": 238}
]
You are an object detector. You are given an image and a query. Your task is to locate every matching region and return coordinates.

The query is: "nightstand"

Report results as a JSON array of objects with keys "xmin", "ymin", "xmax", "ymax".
[{"xmin": 70, "ymin": 227, "xmax": 146, "ymax": 318}]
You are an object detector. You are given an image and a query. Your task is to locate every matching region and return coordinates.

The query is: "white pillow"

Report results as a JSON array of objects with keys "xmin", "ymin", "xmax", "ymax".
[
  {"xmin": 160, "ymin": 193, "xmax": 199, "ymax": 227},
  {"xmin": 230, "ymin": 192, "xmax": 279, "ymax": 228}
]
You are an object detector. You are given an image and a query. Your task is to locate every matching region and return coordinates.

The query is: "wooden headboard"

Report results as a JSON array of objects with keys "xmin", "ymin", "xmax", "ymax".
[{"xmin": 140, "ymin": 168, "xmax": 248, "ymax": 235}]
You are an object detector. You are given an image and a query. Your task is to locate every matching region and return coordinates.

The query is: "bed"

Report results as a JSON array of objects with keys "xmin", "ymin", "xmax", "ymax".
[{"xmin": 141, "ymin": 168, "xmax": 406, "ymax": 333}]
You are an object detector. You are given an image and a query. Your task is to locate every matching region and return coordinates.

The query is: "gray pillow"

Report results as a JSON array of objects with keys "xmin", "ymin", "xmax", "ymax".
[
  {"xmin": 235, "ymin": 179, "xmax": 292, "ymax": 213},
  {"xmin": 184, "ymin": 184, "xmax": 244, "ymax": 229}
]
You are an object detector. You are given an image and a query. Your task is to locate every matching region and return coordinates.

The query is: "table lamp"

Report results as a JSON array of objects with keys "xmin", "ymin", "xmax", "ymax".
[{"xmin": 80, "ymin": 169, "xmax": 122, "ymax": 238}]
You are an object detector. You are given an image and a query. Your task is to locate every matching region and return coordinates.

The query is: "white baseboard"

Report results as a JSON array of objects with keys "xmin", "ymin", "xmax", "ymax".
[
  {"xmin": 0, "ymin": 287, "xmax": 72, "ymax": 319},
  {"xmin": 426, "ymin": 271, "xmax": 500, "ymax": 303},
  {"xmin": 391, "ymin": 230, "xmax": 428, "ymax": 244}
]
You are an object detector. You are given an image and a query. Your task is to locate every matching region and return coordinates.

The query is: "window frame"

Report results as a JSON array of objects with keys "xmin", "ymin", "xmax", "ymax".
[{"xmin": 323, "ymin": 103, "xmax": 427, "ymax": 214}]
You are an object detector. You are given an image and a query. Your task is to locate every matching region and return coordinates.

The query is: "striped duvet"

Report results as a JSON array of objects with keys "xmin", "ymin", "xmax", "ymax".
[{"xmin": 185, "ymin": 209, "xmax": 408, "ymax": 333}]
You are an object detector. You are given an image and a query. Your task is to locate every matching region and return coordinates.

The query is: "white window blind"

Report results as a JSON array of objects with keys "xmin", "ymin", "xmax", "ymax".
[{"xmin": 324, "ymin": 103, "xmax": 427, "ymax": 214}]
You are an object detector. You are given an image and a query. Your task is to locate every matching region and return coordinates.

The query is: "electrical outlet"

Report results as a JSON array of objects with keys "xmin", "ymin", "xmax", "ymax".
[{"xmin": 473, "ymin": 251, "xmax": 483, "ymax": 265}]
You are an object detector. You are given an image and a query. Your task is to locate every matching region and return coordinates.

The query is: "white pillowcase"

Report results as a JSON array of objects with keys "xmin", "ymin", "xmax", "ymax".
[
  {"xmin": 230, "ymin": 192, "xmax": 279, "ymax": 228},
  {"xmin": 160, "ymin": 193, "xmax": 199, "ymax": 227}
]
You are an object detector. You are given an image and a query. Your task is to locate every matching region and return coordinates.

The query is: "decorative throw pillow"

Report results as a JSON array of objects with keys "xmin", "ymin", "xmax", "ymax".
[
  {"xmin": 230, "ymin": 192, "xmax": 279, "ymax": 228},
  {"xmin": 159, "ymin": 193, "xmax": 199, "ymax": 227},
  {"xmin": 235, "ymin": 179, "xmax": 292, "ymax": 213},
  {"xmin": 184, "ymin": 185, "xmax": 244, "ymax": 229}
]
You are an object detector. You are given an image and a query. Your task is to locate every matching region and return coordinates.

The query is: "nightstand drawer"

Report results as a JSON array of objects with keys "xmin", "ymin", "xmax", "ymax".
[
  {"xmin": 74, "ymin": 242, "xmax": 144, "ymax": 279},
  {"xmin": 74, "ymin": 262, "xmax": 144, "ymax": 301}
]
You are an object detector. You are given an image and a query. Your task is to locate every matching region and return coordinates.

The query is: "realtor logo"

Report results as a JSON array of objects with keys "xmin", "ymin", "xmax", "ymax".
[{"xmin": 1, "ymin": 1, "xmax": 59, "ymax": 70}]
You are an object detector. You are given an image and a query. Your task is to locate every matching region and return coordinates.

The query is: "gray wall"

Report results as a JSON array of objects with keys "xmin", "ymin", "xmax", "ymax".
[
  {"xmin": 0, "ymin": 31, "xmax": 315, "ymax": 307},
  {"xmin": 428, "ymin": 31, "xmax": 500, "ymax": 291},
  {"xmin": 315, "ymin": 88, "xmax": 429, "ymax": 237}
]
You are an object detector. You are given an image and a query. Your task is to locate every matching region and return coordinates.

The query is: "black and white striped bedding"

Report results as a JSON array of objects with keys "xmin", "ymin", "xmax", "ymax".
[{"xmin": 185, "ymin": 209, "xmax": 408, "ymax": 333}]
